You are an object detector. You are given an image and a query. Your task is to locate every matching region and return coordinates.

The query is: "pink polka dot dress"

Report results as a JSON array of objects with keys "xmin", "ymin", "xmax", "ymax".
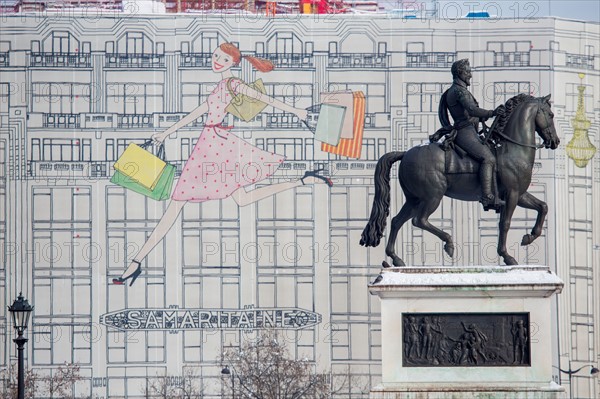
[{"xmin": 171, "ymin": 78, "xmax": 285, "ymax": 202}]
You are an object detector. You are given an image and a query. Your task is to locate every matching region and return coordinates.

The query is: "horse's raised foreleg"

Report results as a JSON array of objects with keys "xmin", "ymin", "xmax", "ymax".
[
  {"xmin": 412, "ymin": 198, "xmax": 455, "ymax": 258},
  {"xmin": 497, "ymin": 191, "xmax": 520, "ymax": 265},
  {"xmin": 385, "ymin": 201, "xmax": 418, "ymax": 266},
  {"xmin": 517, "ymin": 192, "xmax": 548, "ymax": 246}
]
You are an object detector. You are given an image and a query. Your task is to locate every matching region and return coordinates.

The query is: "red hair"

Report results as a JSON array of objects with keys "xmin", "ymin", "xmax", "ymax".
[{"xmin": 219, "ymin": 43, "xmax": 274, "ymax": 73}]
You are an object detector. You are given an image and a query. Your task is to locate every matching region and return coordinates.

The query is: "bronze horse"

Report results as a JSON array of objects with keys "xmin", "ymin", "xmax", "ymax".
[{"xmin": 360, "ymin": 94, "xmax": 560, "ymax": 266}]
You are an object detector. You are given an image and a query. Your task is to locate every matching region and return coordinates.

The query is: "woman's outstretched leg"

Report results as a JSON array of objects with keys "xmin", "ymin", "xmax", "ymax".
[
  {"xmin": 118, "ymin": 199, "xmax": 187, "ymax": 279},
  {"xmin": 231, "ymin": 175, "xmax": 328, "ymax": 207}
]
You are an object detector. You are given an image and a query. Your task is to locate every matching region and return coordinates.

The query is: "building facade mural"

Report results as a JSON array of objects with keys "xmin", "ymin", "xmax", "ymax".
[{"xmin": 0, "ymin": 14, "xmax": 598, "ymax": 398}]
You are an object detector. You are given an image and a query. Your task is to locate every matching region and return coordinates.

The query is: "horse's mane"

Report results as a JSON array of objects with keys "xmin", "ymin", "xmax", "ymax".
[{"xmin": 491, "ymin": 94, "xmax": 537, "ymax": 138}]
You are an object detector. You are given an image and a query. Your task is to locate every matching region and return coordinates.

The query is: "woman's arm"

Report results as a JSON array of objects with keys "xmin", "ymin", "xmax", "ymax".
[{"xmin": 236, "ymin": 81, "xmax": 308, "ymax": 120}]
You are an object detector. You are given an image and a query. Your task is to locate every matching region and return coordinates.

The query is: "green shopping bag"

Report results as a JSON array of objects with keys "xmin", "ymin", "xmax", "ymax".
[{"xmin": 110, "ymin": 142, "xmax": 175, "ymax": 201}]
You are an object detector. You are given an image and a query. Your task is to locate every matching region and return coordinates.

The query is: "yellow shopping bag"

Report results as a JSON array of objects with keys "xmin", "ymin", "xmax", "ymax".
[{"xmin": 113, "ymin": 142, "xmax": 166, "ymax": 190}]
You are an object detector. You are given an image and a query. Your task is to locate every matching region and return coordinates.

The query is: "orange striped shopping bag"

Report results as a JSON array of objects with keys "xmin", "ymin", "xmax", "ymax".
[{"xmin": 320, "ymin": 91, "xmax": 365, "ymax": 159}]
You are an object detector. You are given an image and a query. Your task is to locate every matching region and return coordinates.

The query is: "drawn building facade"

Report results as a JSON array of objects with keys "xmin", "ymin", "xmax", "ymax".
[{"xmin": 0, "ymin": 14, "xmax": 598, "ymax": 398}]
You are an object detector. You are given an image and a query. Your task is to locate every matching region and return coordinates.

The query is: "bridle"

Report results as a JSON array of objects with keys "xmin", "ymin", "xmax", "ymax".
[
  {"xmin": 538, "ymin": 102, "xmax": 555, "ymax": 142},
  {"xmin": 489, "ymin": 101, "xmax": 552, "ymax": 150}
]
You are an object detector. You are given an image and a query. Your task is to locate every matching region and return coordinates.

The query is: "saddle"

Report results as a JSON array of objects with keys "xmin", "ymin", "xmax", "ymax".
[
  {"xmin": 442, "ymin": 144, "xmax": 480, "ymax": 174},
  {"xmin": 430, "ymin": 124, "xmax": 495, "ymax": 175}
]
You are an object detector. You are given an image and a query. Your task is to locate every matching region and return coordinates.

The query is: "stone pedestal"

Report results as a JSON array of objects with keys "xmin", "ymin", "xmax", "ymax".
[{"xmin": 368, "ymin": 265, "xmax": 564, "ymax": 399}]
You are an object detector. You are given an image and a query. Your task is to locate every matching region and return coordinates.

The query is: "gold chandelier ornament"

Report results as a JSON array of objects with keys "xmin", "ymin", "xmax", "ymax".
[{"xmin": 566, "ymin": 73, "xmax": 596, "ymax": 168}]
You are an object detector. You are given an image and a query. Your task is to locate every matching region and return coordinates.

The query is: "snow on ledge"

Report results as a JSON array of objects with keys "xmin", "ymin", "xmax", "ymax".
[{"xmin": 369, "ymin": 265, "xmax": 564, "ymax": 295}]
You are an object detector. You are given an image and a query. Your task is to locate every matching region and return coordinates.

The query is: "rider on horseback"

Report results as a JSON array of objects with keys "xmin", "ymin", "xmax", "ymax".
[{"xmin": 438, "ymin": 59, "xmax": 506, "ymax": 211}]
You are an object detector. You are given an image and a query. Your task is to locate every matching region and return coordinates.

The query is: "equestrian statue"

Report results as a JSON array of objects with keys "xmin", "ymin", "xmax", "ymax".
[{"xmin": 360, "ymin": 59, "xmax": 560, "ymax": 266}]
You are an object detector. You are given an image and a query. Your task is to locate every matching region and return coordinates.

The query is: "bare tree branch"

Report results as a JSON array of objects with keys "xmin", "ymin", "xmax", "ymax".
[
  {"xmin": 220, "ymin": 331, "xmax": 331, "ymax": 399},
  {"xmin": 142, "ymin": 368, "xmax": 204, "ymax": 398}
]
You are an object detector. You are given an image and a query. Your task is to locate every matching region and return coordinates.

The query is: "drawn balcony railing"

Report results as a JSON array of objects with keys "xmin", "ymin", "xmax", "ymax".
[
  {"xmin": 28, "ymin": 161, "xmax": 91, "ymax": 178},
  {"xmin": 180, "ymin": 52, "xmax": 212, "ymax": 68},
  {"xmin": 105, "ymin": 53, "xmax": 165, "ymax": 68},
  {"xmin": 30, "ymin": 52, "xmax": 91, "ymax": 68},
  {"xmin": 277, "ymin": 162, "xmax": 308, "ymax": 171},
  {"xmin": 328, "ymin": 53, "xmax": 388, "ymax": 68},
  {"xmin": 493, "ymin": 52, "xmax": 531, "ymax": 67},
  {"xmin": 30, "ymin": 160, "xmax": 189, "ymax": 179},
  {"xmin": 255, "ymin": 53, "xmax": 315, "ymax": 69},
  {"xmin": 406, "ymin": 52, "xmax": 456, "ymax": 68},
  {"xmin": 566, "ymin": 53, "xmax": 595, "ymax": 70},
  {"xmin": 43, "ymin": 113, "xmax": 81, "ymax": 129},
  {"xmin": 95, "ymin": 159, "xmax": 185, "ymax": 178},
  {"xmin": 263, "ymin": 113, "xmax": 304, "ymax": 129},
  {"xmin": 117, "ymin": 114, "xmax": 154, "ymax": 128},
  {"xmin": 159, "ymin": 114, "xmax": 185, "ymax": 124},
  {"xmin": 0, "ymin": 52, "xmax": 8, "ymax": 67}
]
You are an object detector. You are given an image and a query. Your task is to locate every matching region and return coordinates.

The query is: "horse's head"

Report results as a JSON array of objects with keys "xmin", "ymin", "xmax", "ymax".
[{"xmin": 535, "ymin": 94, "xmax": 560, "ymax": 150}]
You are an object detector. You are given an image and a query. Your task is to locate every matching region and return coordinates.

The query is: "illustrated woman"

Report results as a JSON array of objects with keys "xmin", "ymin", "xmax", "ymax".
[{"xmin": 113, "ymin": 43, "xmax": 332, "ymax": 285}]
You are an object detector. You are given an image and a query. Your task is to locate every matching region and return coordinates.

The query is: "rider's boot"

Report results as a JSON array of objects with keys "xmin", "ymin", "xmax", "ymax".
[{"xmin": 480, "ymin": 163, "xmax": 505, "ymax": 211}]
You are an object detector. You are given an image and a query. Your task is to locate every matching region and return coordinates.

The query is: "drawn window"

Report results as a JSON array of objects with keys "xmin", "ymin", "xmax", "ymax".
[
  {"xmin": 406, "ymin": 82, "xmax": 448, "ymax": 113},
  {"xmin": 126, "ymin": 32, "xmax": 146, "ymax": 54},
  {"xmin": 181, "ymin": 83, "xmax": 211, "ymax": 111},
  {"xmin": 263, "ymin": 83, "xmax": 312, "ymax": 108},
  {"xmin": 265, "ymin": 138, "xmax": 304, "ymax": 160},
  {"xmin": 201, "ymin": 34, "xmax": 219, "ymax": 53},
  {"xmin": 31, "ymin": 186, "xmax": 93, "ymax": 366},
  {"xmin": 181, "ymin": 41, "xmax": 190, "ymax": 53},
  {"xmin": 40, "ymin": 139, "xmax": 90, "ymax": 161},
  {"xmin": 329, "ymin": 42, "xmax": 338, "ymax": 54},
  {"xmin": 329, "ymin": 185, "xmax": 378, "ymax": 265},
  {"xmin": 267, "ymin": 32, "xmax": 302, "ymax": 54},
  {"xmin": 305, "ymin": 42, "xmax": 314, "ymax": 54},
  {"xmin": 329, "ymin": 83, "xmax": 386, "ymax": 113},
  {"xmin": 276, "ymin": 35, "xmax": 294, "ymax": 54},
  {"xmin": 189, "ymin": 31, "xmax": 221, "ymax": 53},
  {"xmin": 488, "ymin": 41, "xmax": 531, "ymax": 67},
  {"xmin": 493, "ymin": 82, "xmax": 531, "ymax": 104},
  {"xmin": 105, "ymin": 139, "xmax": 115, "ymax": 161},
  {"xmin": 181, "ymin": 138, "xmax": 192, "ymax": 160},
  {"xmin": 110, "ymin": 32, "xmax": 157, "ymax": 56},
  {"xmin": 255, "ymin": 42, "xmax": 265, "ymax": 54},
  {"xmin": 105, "ymin": 83, "xmax": 164, "ymax": 114},
  {"xmin": 32, "ymin": 322, "xmax": 92, "ymax": 365},
  {"xmin": 362, "ymin": 139, "xmax": 377, "ymax": 160},
  {"xmin": 31, "ymin": 40, "xmax": 40, "ymax": 53},
  {"xmin": 156, "ymin": 42, "xmax": 165, "ymax": 55},
  {"xmin": 32, "ymin": 83, "xmax": 91, "ymax": 114},
  {"xmin": 51, "ymin": 31, "xmax": 74, "ymax": 53}
]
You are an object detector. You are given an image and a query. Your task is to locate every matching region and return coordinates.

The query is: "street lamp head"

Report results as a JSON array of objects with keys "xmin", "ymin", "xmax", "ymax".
[
  {"xmin": 221, "ymin": 366, "xmax": 231, "ymax": 375},
  {"xmin": 8, "ymin": 293, "xmax": 33, "ymax": 335},
  {"xmin": 591, "ymin": 367, "xmax": 600, "ymax": 377}
]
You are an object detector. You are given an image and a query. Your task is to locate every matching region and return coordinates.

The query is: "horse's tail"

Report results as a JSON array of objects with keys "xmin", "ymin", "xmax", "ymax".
[{"xmin": 360, "ymin": 151, "xmax": 405, "ymax": 247}]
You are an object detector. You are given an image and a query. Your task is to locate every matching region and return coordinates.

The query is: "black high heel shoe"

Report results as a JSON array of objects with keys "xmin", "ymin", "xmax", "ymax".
[
  {"xmin": 301, "ymin": 168, "xmax": 333, "ymax": 187},
  {"xmin": 113, "ymin": 260, "xmax": 142, "ymax": 286}
]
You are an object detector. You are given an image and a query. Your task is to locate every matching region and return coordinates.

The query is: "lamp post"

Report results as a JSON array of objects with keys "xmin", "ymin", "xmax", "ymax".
[
  {"xmin": 558, "ymin": 359, "xmax": 600, "ymax": 399},
  {"xmin": 8, "ymin": 293, "xmax": 33, "ymax": 399},
  {"xmin": 221, "ymin": 365, "xmax": 235, "ymax": 398}
]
